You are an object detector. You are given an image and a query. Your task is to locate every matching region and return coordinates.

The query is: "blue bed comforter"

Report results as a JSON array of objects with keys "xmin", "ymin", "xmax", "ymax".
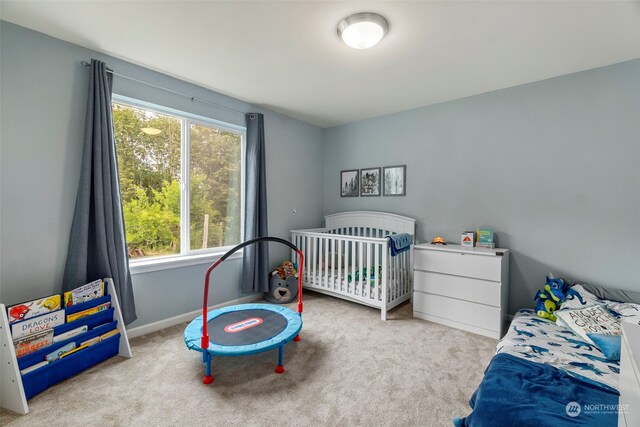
[{"xmin": 456, "ymin": 351, "xmax": 620, "ymax": 427}]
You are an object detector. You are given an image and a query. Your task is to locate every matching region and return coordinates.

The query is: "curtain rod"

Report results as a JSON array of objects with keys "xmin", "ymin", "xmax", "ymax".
[{"xmin": 81, "ymin": 60, "xmax": 246, "ymax": 116}]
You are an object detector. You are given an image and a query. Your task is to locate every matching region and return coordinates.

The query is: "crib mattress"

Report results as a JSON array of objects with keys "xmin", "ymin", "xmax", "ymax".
[{"xmin": 304, "ymin": 268, "xmax": 409, "ymax": 301}]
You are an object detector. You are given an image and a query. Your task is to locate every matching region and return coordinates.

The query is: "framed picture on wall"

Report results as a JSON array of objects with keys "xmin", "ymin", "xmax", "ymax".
[
  {"xmin": 340, "ymin": 169, "xmax": 359, "ymax": 197},
  {"xmin": 360, "ymin": 167, "xmax": 381, "ymax": 196},
  {"xmin": 383, "ymin": 165, "xmax": 406, "ymax": 196}
]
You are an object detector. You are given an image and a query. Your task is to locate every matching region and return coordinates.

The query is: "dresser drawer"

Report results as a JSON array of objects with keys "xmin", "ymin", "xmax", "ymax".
[
  {"xmin": 413, "ymin": 292, "xmax": 501, "ymax": 332},
  {"xmin": 414, "ymin": 249, "xmax": 502, "ymax": 281},
  {"xmin": 413, "ymin": 270, "xmax": 501, "ymax": 307}
]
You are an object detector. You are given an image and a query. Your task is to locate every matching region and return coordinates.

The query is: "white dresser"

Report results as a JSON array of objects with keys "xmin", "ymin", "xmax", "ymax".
[
  {"xmin": 412, "ymin": 244, "xmax": 509, "ymax": 339},
  {"xmin": 619, "ymin": 320, "xmax": 640, "ymax": 427}
]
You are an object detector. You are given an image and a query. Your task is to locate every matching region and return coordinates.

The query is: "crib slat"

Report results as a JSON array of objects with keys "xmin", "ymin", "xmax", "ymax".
[
  {"xmin": 374, "ymin": 242, "xmax": 379, "ymax": 301},
  {"xmin": 319, "ymin": 237, "xmax": 324, "ymax": 287},
  {"xmin": 329, "ymin": 237, "xmax": 334, "ymax": 290},
  {"xmin": 324, "ymin": 236, "xmax": 329, "ymax": 289},
  {"xmin": 358, "ymin": 241, "xmax": 364, "ymax": 297},
  {"xmin": 312, "ymin": 236, "xmax": 317, "ymax": 286},
  {"xmin": 344, "ymin": 239, "xmax": 350, "ymax": 293},
  {"xmin": 366, "ymin": 242, "xmax": 372, "ymax": 299},
  {"xmin": 337, "ymin": 238, "xmax": 342, "ymax": 291}
]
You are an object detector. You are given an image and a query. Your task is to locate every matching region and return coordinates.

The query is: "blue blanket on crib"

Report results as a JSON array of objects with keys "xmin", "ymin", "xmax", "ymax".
[
  {"xmin": 386, "ymin": 233, "xmax": 412, "ymax": 256},
  {"xmin": 454, "ymin": 353, "xmax": 619, "ymax": 427}
]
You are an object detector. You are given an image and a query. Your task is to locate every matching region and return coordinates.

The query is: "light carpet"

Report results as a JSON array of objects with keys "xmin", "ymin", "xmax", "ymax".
[{"xmin": 1, "ymin": 292, "xmax": 497, "ymax": 426}]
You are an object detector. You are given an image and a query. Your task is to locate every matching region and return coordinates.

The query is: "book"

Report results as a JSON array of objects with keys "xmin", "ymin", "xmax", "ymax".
[
  {"xmin": 476, "ymin": 228, "xmax": 494, "ymax": 244},
  {"xmin": 53, "ymin": 325, "xmax": 88, "ymax": 343},
  {"xmin": 66, "ymin": 302, "xmax": 110, "ymax": 323},
  {"xmin": 63, "ymin": 279, "xmax": 105, "ymax": 307},
  {"xmin": 11, "ymin": 310, "xmax": 65, "ymax": 340},
  {"xmin": 476, "ymin": 242, "xmax": 495, "ymax": 249},
  {"xmin": 7, "ymin": 294, "xmax": 62, "ymax": 324},
  {"xmin": 45, "ymin": 342, "xmax": 76, "ymax": 363},
  {"xmin": 99, "ymin": 329, "xmax": 119, "ymax": 341},
  {"xmin": 59, "ymin": 343, "xmax": 90, "ymax": 359},
  {"xmin": 20, "ymin": 361, "xmax": 48, "ymax": 375},
  {"xmin": 80, "ymin": 336, "xmax": 101, "ymax": 347},
  {"xmin": 14, "ymin": 329, "xmax": 54, "ymax": 358}
]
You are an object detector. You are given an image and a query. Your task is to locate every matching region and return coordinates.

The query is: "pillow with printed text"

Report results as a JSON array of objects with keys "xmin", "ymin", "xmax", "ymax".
[{"xmin": 555, "ymin": 305, "xmax": 621, "ymax": 344}]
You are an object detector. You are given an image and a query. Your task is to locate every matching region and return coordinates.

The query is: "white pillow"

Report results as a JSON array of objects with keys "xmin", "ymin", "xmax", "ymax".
[
  {"xmin": 559, "ymin": 284, "xmax": 601, "ymax": 310},
  {"xmin": 555, "ymin": 305, "xmax": 621, "ymax": 344},
  {"xmin": 604, "ymin": 301, "xmax": 640, "ymax": 319}
]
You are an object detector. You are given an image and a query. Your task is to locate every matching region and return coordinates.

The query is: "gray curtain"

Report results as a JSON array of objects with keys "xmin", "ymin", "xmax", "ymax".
[
  {"xmin": 242, "ymin": 113, "xmax": 269, "ymax": 293},
  {"xmin": 62, "ymin": 59, "xmax": 137, "ymax": 325}
]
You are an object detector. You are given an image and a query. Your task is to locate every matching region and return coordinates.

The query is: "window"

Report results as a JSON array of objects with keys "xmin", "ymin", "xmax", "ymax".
[{"xmin": 112, "ymin": 96, "xmax": 244, "ymax": 263}]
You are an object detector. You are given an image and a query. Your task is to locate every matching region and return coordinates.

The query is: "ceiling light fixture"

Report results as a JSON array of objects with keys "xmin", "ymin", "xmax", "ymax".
[
  {"xmin": 141, "ymin": 127, "xmax": 162, "ymax": 135},
  {"xmin": 337, "ymin": 12, "xmax": 389, "ymax": 49}
]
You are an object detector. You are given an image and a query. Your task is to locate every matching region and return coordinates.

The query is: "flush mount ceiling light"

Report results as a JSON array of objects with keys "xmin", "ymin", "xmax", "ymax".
[
  {"xmin": 337, "ymin": 12, "xmax": 389, "ymax": 49},
  {"xmin": 141, "ymin": 127, "xmax": 162, "ymax": 135}
]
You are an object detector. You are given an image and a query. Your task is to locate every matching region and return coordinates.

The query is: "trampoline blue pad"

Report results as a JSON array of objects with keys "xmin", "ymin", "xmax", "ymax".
[{"xmin": 184, "ymin": 303, "xmax": 302, "ymax": 356}]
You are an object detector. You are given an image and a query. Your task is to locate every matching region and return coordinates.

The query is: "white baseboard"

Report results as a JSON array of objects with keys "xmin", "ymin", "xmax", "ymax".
[{"xmin": 126, "ymin": 294, "xmax": 263, "ymax": 339}]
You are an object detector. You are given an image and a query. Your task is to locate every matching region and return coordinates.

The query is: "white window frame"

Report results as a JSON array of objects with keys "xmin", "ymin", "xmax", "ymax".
[{"xmin": 112, "ymin": 95, "xmax": 246, "ymax": 274}]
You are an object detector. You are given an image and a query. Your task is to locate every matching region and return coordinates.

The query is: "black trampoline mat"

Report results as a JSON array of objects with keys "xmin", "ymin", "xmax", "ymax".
[{"xmin": 207, "ymin": 309, "xmax": 288, "ymax": 346}]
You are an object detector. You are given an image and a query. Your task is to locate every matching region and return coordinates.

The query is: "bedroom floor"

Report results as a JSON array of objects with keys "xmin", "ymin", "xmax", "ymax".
[{"xmin": 1, "ymin": 292, "xmax": 497, "ymax": 426}]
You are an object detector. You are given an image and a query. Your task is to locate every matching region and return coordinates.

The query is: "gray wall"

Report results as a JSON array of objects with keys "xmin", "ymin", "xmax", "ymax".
[
  {"xmin": 2, "ymin": 20, "xmax": 639, "ymax": 326},
  {"xmin": 0, "ymin": 21, "xmax": 324, "ymax": 328},
  {"xmin": 323, "ymin": 59, "xmax": 640, "ymax": 314}
]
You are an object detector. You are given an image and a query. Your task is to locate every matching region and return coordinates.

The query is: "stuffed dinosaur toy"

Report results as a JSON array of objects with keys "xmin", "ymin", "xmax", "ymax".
[{"xmin": 534, "ymin": 276, "xmax": 572, "ymax": 322}]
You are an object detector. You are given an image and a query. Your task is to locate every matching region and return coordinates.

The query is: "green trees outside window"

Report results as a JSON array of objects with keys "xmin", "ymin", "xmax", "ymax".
[{"xmin": 112, "ymin": 102, "xmax": 242, "ymax": 259}]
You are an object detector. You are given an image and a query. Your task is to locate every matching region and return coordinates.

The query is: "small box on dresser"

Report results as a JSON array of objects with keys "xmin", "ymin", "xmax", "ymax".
[{"xmin": 412, "ymin": 244, "xmax": 509, "ymax": 339}]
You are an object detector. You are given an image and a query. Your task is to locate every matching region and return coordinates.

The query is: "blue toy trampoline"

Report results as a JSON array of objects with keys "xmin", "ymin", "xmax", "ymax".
[{"xmin": 184, "ymin": 236, "xmax": 304, "ymax": 384}]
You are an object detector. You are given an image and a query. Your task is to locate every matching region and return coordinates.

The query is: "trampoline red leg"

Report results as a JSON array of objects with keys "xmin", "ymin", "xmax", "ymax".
[
  {"xmin": 293, "ymin": 335, "xmax": 300, "ymax": 342},
  {"xmin": 275, "ymin": 343, "xmax": 285, "ymax": 374},
  {"xmin": 203, "ymin": 351, "xmax": 214, "ymax": 384}
]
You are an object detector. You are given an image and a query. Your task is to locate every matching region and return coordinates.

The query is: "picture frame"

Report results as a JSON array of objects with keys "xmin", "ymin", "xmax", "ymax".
[
  {"xmin": 383, "ymin": 165, "xmax": 406, "ymax": 196},
  {"xmin": 340, "ymin": 169, "xmax": 359, "ymax": 197},
  {"xmin": 360, "ymin": 167, "xmax": 381, "ymax": 197}
]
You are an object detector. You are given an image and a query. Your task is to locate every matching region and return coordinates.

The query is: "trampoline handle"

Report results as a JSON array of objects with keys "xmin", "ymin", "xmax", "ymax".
[{"xmin": 201, "ymin": 236, "xmax": 305, "ymax": 350}]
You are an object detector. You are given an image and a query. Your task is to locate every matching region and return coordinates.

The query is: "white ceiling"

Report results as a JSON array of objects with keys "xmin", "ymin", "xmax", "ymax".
[{"xmin": 3, "ymin": 1, "xmax": 640, "ymax": 128}]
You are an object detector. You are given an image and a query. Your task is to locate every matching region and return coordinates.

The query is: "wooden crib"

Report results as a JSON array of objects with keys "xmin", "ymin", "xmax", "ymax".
[{"xmin": 291, "ymin": 211, "xmax": 415, "ymax": 320}]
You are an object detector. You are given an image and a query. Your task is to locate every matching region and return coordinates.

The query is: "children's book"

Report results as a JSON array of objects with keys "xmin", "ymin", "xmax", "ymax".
[
  {"xmin": 53, "ymin": 325, "xmax": 88, "ymax": 343},
  {"xmin": 63, "ymin": 279, "xmax": 105, "ymax": 307},
  {"xmin": 99, "ymin": 329, "xmax": 119, "ymax": 341},
  {"xmin": 476, "ymin": 228, "xmax": 494, "ymax": 244},
  {"xmin": 7, "ymin": 294, "xmax": 62, "ymax": 324},
  {"xmin": 66, "ymin": 302, "xmax": 111, "ymax": 323},
  {"xmin": 11, "ymin": 310, "xmax": 65, "ymax": 340},
  {"xmin": 14, "ymin": 329, "xmax": 54, "ymax": 358},
  {"xmin": 45, "ymin": 342, "xmax": 76, "ymax": 363},
  {"xmin": 20, "ymin": 361, "xmax": 48, "ymax": 375},
  {"xmin": 59, "ymin": 343, "xmax": 89, "ymax": 359},
  {"xmin": 80, "ymin": 336, "xmax": 101, "ymax": 347}
]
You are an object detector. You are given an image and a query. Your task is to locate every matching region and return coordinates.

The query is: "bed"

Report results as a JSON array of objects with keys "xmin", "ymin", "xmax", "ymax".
[
  {"xmin": 457, "ymin": 282, "xmax": 640, "ymax": 427},
  {"xmin": 291, "ymin": 211, "xmax": 415, "ymax": 320}
]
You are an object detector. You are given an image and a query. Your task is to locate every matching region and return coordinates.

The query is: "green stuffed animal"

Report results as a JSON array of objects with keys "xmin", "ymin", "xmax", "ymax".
[{"xmin": 533, "ymin": 276, "xmax": 571, "ymax": 322}]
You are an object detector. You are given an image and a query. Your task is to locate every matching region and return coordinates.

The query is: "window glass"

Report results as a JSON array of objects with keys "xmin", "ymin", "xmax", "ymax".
[
  {"xmin": 112, "ymin": 100, "xmax": 243, "ymax": 260},
  {"xmin": 189, "ymin": 123, "xmax": 242, "ymax": 251}
]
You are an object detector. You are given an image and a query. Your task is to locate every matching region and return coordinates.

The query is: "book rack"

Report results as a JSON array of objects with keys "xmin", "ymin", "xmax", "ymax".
[{"xmin": 0, "ymin": 278, "xmax": 132, "ymax": 414}]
